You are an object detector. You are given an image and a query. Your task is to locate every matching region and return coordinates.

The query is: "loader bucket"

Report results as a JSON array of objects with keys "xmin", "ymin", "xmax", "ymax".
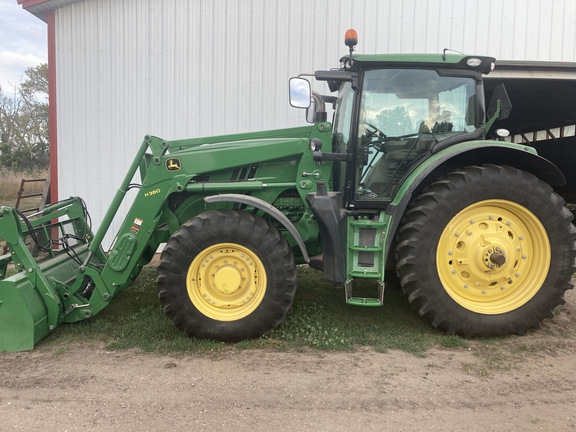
[
  {"xmin": 0, "ymin": 201, "xmax": 101, "ymax": 352},
  {"xmin": 0, "ymin": 272, "xmax": 50, "ymax": 352}
]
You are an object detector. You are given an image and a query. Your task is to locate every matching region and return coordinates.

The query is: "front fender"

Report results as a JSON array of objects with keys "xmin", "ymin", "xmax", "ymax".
[{"xmin": 204, "ymin": 194, "xmax": 310, "ymax": 263}]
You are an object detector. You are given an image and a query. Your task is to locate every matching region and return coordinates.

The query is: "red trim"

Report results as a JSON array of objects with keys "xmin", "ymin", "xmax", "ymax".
[
  {"xmin": 18, "ymin": 0, "xmax": 51, "ymax": 7},
  {"xmin": 47, "ymin": 10, "xmax": 58, "ymax": 203}
]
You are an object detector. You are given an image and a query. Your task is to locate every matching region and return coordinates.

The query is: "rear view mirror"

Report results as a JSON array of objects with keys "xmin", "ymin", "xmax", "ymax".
[
  {"xmin": 487, "ymin": 84, "xmax": 512, "ymax": 121},
  {"xmin": 289, "ymin": 77, "xmax": 311, "ymax": 109}
]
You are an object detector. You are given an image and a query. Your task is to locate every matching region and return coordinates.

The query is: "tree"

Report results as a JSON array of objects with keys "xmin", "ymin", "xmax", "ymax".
[
  {"xmin": 0, "ymin": 63, "xmax": 49, "ymax": 172},
  {"xmin": 374, "ymin": 106, "xmax": 413, "ymax": 137}
]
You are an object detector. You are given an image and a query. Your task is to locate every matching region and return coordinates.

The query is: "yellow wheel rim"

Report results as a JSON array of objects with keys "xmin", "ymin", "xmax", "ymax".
[
  {"xmin": 187, "ymin": 243, "xmax": 267, "ymax": 321},
  {"xmin": 437, "ymin": 200, "xmax": 550, "ymax": 314}
]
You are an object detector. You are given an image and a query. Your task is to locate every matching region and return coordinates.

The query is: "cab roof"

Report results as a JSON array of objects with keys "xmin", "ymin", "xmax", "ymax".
[{"xmin": 343, "ymin": 53, "xmax": 496, "ymax": 75}]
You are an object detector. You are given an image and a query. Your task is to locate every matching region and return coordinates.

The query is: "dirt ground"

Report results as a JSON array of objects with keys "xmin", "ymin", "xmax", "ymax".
[{"xmin": 1, "ymin": 289, "xmax": 576, "ymax": 431}]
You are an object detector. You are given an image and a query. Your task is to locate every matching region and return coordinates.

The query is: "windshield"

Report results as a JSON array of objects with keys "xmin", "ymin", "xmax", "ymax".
[
  {"xmin": 361, "ymin": 69, "xmax": 477, "ymax": 136},
  {"xmin": 356, "ymin": 69, "xmax": 477, "ymax": 201}
]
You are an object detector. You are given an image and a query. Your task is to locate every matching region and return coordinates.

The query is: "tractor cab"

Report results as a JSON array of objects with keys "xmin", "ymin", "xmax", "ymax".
[
  {"xmin": 290, "ymin": 31, "xmax": 503, "ymax": 209},
  {"xmin": 333, "ymin": 65, "xmax": 486, "ymax": 205}
]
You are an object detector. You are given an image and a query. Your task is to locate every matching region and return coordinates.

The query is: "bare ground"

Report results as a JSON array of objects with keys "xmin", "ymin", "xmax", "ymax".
[{"xmin": 1, "ymin": 289, "xmax": 575, "ymax": 431}]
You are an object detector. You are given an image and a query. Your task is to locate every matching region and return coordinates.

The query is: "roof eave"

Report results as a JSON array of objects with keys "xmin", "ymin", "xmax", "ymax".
[{"xmin": 18, "ymin": 0, "xmax": 85, "ymax": 22}]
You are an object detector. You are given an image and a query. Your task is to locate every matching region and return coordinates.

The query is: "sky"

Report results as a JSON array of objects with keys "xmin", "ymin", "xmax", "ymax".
[{"xmin": 0, "ymin": 0, "xmax": 47, "ymax": 95}]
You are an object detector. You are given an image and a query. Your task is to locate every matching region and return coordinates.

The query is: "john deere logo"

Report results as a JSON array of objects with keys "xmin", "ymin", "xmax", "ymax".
[{"xmin": 166, "ymin": 158, "xmax": 181, "ymax": 172}]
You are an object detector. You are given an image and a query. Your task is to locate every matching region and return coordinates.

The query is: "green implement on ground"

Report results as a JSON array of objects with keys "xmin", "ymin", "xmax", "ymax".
[{"xmin": 1, "ymin": 30, "xmax": 575, "ymax": 352}]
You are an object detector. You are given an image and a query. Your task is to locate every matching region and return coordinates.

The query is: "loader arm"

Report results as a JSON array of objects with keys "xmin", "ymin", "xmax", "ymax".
[{"xmin": 0, "ymin": 123, "xmax": 333, "ymax": 352}]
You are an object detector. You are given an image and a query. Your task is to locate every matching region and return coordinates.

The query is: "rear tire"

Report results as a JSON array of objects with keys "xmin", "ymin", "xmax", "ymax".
[
  {"xmin": 395, "ymin": 165, "xmax": 576, "ymax": 337},
  {"xmin": 157, "ymin": 210, "xmax": 297, "ymax": 341}
]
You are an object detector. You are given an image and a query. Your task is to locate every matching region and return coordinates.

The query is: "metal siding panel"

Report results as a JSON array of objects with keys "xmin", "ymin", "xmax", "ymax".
[
  {"xmin": 472, "ymin": 0, "xmax": 491, "ymax": 55},
  {"xmin": 149, "ymin": 0, "xmax": 163, "ymax": 133},
  {"xmin": 53, "ymin": 0, "xmax": 576, "ymax": 248},
  {"xmin": 412, "ymin": 0, "xmax": 429, "ymax": 53},
  {"xmin": 503, "ymin": 0, "xmax": 521, "ymax": 59},
  {"xmin": 535, "ymin": 0, "xmax": 553, "ymax": 60},
  {"xmin": 549, "ymin": 0, "xmax": 566, "ymax": 60},
  {"xmin": 563, "ymin": 0, "xmax": 576, "ymax": 61},
  {"xmin": 461, "ymin": 0, "xmax": 479, "ymax": 55},
  {"xmin": 437, "ymin": 0, "xmax": 455, "ymax": 53},
  {"xmin": 161, "ymin": 0, "xmax": 176, "ymax": 137},
  {"xmin": 449, "ymin": 0, "xmax": 466, "ymax": 52},
  {"xmin": 524, "ymin": 0, "xmax": 542, "ymax": 59},
  {"xmin": 198, "ymin": 0, "xmax": 214, "ymax": 137},
  {"xmin": 273, "ymin": 0, "xmax": 290, "ymax": 128},
  {"xmin": 423, "ymin": 0, "xmax": 441, "ymax": 53},
  {"xmin": 387, "ymin": 0, "xmax": 403, "ymax": 52},
  {"xmin": 401, "ymin": 0, "xmax": 417, "ymax": 52},
  {"xmin": 235, "ymin": 0, "xmax": 249, "ymax": 133},
  {"xmin": 324, "ymin": 0, "xmax": 342, "ymax": 58},
  {"xmin": 260, "ymin": 0, "xmax": 280, "ymax": 127},
  {"xmin": 360, "ymin": 0, "xmax": 377, "ymax": 54},
  {"xmin": 250, "ymin": 0, "xmax": 264, "ymax": 132}
]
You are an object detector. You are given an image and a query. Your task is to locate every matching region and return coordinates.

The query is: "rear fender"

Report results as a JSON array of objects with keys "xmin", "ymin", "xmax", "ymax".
[{"xmin": 385, "ymin": 142, "xmax": 566, "ymax": 258}]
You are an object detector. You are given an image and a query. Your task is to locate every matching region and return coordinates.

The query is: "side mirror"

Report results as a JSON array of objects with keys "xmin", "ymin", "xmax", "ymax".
[
  {"xmin": 487, "ymin": 84, "xmax": 512, "ymax": 121},
  {"xmin": 289, "ymin": 77, "xmax": 311, "ymax": 109}
]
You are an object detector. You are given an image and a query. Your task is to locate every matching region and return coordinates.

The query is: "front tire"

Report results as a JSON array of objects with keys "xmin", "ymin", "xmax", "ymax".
[
  {"xmin": 157, "ymin": 210, "xmax": 297, "ymax": 341},
  {"xmin": 395, "ymin": 165, "xmax": 576, "ymax": 337}
]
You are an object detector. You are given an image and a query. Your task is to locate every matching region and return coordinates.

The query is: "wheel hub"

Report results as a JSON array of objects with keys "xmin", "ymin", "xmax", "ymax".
[
  {"xmin": 482, "ymin": 246, "xmax": 507, "ymax": 270},
  {"xmin": 489, "ymin": 251, "xmax": 506, "ymax": 266},
  {"xmin": 213, "ymin": 265, "xmax": 242, "ymax": 294},
  {"xmin": 437, "ymin": 200, "xmax": 550, "ymax": 314}
]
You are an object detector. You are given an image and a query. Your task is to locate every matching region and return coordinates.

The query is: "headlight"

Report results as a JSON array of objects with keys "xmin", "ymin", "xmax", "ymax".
[
  {"xmin": 466, "ymin": 58, "xmax": 482, "ymax": 67},
  {"xmin": 309, "ymin": 138, "xmax": 323, "ymax": 152}
]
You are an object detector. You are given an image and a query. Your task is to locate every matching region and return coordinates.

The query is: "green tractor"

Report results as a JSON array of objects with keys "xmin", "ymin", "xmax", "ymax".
[{"xmin": 1, "ymin": 30, "xmax": 574, "ymax": 352}]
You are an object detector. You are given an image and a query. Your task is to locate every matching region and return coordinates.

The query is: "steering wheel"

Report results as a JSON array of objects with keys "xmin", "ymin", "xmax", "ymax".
[
  {"xmin": 360, "ymin": 122, "xmax": 388, "ymax": 150},
  {"xmin": 362, "ymin": 122, "xmax": 386, "ymax": 140}
]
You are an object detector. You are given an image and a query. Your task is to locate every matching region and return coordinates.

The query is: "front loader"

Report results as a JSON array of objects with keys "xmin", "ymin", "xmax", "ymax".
[{"xmin": 1, "ymin": 30, "xmax": 574, "ymax": 352}]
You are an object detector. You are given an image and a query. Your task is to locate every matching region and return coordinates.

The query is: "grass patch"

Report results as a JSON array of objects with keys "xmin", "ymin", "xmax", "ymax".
[
  {"xmin": 29, "ymin": 266, "xmax": 576, "ymax": 364},
  {"xmin": 39, "ymin": 265, "xmax": 467, "ymax": 356},
  {"xmin": 0, "ymin": 168, "xmax": 47, "ymax": 208}
]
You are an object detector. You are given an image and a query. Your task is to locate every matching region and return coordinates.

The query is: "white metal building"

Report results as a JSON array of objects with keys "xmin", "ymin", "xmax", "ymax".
[{"xmin": 19, "ymin": 0, "xmax": 576, "ymax": 247}]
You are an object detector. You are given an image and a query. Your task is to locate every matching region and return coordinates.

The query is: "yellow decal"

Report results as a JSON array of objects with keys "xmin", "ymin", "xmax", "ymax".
[
  {"xmin": 144, "ymin": 188, "xmax": 161, "ymax": 198},
  {"xmin": 166, "ymin": 158, "xmax": 181, "ymax": 172}
]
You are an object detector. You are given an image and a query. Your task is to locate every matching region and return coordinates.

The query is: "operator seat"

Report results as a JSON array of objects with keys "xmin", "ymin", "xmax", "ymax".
[
  {"xmin": 385, "ymin": 111, "xmax": 452, "ymax": 162},
  {"xmin": 363, "ymin": 112, "xmax": 453, "ymax": 195}
]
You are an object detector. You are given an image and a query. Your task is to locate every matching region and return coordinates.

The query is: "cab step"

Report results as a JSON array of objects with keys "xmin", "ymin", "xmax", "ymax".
[
  {"xmin": 347, "ymin": 214, "xmax": 387, "ymax": 280},
  {"xmin": 347, "ymin": 297, "xmax": 382, "ymax": 306},
  {"xmin": 345, "ymin": 280, "xmax": 384, "ymax": 307}
]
